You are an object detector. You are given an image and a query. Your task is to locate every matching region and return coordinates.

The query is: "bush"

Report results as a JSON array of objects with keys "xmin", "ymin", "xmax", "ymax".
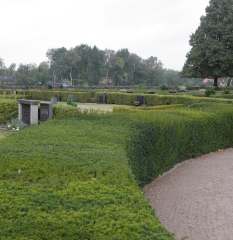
[
  {"xmin": 67, "ymin": 95, "xmax": 78, "ymax": 107},
  {"xmin": 0, "ymin": 99, "xmax": 17, "ymax": 124},
  {"xmin": 160, "ymin": 85, "xmax": 169, "ymax": 90},
  {"xmin": 7, "ymin": 118, "xmax": 27, "ymax": 131},
  {"xmin": 224, "ymin": 89, "xmax": 230, "ymax": 94},
  {"xmin": 53, "ymin": 103, "xmax": 81, "ymax": 118},
  {"xmin": 127, "ymin": 103, "xmax": 233, "ymax": 185},
  {"xmin": 205, "ymin": 88, "xmax": 216, "ymax": 97}
]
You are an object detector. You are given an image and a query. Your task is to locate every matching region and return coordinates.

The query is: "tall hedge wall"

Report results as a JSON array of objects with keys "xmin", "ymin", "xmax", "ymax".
[{"xmin": 127, "ymin": 103, "xmax": 233, "ymax": 185}]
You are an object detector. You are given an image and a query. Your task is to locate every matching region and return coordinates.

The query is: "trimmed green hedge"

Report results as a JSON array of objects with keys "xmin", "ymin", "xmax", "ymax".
[
  {"xmin": 103, "ymin": 92, "xmax": 233, "ymax": 106},
  {"xmin": 127, "ymin": 103, "xmax": 233, "ymax": 185},
  {"xmin": 54, "ymin": 102, "xmax": 233, "ymax": 188},
  {"xmin": 0, "ymin": 116, "xmax": 173, "ymax": 239},
  {"xmin": 1, "ymin": 101, "xmax": 233, "ymax": 238},
  {"xmin": 0, "ymin": 99, "xmax": 17, "ymax": 124},
  {"xmin": 18, "ymin": 90, "xmax": 96, "ymax": 103},
  {"xmin": 2, "ymin": 90, "xmax": 233, "ymax": 106}
]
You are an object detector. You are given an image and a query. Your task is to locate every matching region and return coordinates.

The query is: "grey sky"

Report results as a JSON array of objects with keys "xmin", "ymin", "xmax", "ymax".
[{"xmin": 1, "ymin": 0, "xmax": 209, "ymax": 70}]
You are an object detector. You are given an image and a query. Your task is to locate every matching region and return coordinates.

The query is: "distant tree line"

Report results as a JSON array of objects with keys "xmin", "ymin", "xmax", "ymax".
[{"xmin": 0, "ymin": 45, "xmax": 201, "ymax": 88}]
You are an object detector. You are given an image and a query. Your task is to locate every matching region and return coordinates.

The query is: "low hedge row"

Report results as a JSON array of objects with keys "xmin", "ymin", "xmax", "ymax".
[
  {"xmin": 17, "ymin": 90, "xmax": 96, "ymax": 103},
  {"xmin": 127, "ymin": 103, "xmax": 233, "ymax": 185},
  {"xmin": 0, "ymin": 99, "xmax": 17, "ymax": 124},
  {"xmin": 2, "ymin": 90, "xmax": 233, "ymax": 106},
  {"xmin": 104, "ymin": 92, "xmax": 233, "ymax": 106}
]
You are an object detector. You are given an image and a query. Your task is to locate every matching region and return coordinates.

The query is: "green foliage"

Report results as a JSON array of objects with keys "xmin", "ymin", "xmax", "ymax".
[
  {"xmin": 7, "ymin": 118, "xmax": 27, "ymax": 131},
  {"xmin": 205, "ymin": 88, "xmax": 216, "ymax": 97},
  {"xmin": 127, "ymin": 103, "xmax": 233, "ymax": 185},
  {"xmin": 101, "ymin": 92, "xmax": 233, "ymax": 106},
  {"xmin": 53, "ymin": 104, "xmax": 81, "ymax": 118},
  {"xmin": 0, "ymin": 116, "xmax": 173, "ymax": 240},
  {"xmin": 183, "ymin": 0, "xmax": 233, "ymax": 84},
  {"xmin": 1, "ymin": 44, "xmax": 202, "ymax": 88},
  {"xmin": 67, "ymin": 95, "xmax": 78, "ymax": 107},
  {"xmin": 8, "ymin": 90, "xmax": 233, "ymax": 106},
  {"xmin": 0, "ymin": 99, "xmax": 17, "ymax": 124},
  {"xmin": 224, "ymin": 89, "xmax": 230, "ymax": 94},
  {"xmin": 18, "ymin": 90, "xmax": 96, "ymax": 103}
]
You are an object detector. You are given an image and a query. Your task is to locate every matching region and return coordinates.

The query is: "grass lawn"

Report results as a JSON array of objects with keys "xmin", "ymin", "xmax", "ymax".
[
  {"xmin": 0, "ymin": 115, "xmax": 173, "ymax": 240},
  {"xmin": 0, "ymin": 130, "xmax": 9, "ymax": 140}
]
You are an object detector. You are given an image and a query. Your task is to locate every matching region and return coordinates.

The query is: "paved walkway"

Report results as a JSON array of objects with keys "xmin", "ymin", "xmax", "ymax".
[{"xmin": 144, "ymin": 149, "xmax": 233, "ymax": 240}]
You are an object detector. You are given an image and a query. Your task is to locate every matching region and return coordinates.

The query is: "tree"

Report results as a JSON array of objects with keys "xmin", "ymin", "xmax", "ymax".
[
  {"xmin": 16, "ymin": 64, "xmax": 37, "ymax": 87},
  {"xmin": 0, "ymin": 58, "xmax": 6, "ymax": 75},
  {"xmin": 47, "ymin": 47, "xmax": 70, "ymax": 86},
  {"xmin": 183, "ymin": 0, "xmax": 233, "ymax": 87}
]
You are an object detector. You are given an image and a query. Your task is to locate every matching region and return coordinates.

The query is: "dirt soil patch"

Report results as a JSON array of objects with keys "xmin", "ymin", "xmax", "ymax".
[{"xmin": 144, "ymin": 149, "xmax": 233, "ymax": 240}]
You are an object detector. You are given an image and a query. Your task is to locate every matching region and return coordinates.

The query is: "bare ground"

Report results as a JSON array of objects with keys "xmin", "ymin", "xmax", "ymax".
[{"xmin": 144, "ymin": 149, "xmax": 233, "ymax": 240}]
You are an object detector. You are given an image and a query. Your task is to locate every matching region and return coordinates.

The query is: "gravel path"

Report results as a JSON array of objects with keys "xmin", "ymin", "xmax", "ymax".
[{"xmin": 144, "ymin": 149, "xmax": 233, "ymax": 240}]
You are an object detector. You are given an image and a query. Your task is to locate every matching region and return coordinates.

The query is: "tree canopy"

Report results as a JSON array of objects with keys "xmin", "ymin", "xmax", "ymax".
[
  {"xmin": 183, "ymin": 0, "xmax": 233, "ymax": 86},
  {"xmin": 0, "ymin": 45, "xmax": 202, "ymax": 88}
]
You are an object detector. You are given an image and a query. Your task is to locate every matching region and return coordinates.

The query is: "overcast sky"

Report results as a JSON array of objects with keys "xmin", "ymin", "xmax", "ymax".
[{"xmin": 1, "ymin": 0, "xmax": 210, "ymax": 70}]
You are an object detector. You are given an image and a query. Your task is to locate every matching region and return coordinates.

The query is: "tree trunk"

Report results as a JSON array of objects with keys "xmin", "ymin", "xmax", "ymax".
[
  {"xmin": 214, "ymin": 77, "xmax": 218, "ymax": 87},
  {"xmin": 69, "ymin": 71, "xmax": 73, "ymax": 87},
  {"xmin": 52, "ymin": 71, "xmax": 56, "ymax": 88},
  {"xmin": 227, "ymin": 78, "xmax": 232, "ymax": 88}
]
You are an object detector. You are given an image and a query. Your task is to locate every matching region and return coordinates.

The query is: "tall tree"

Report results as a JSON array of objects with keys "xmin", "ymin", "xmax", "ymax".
[{"xmin": 183, "ymin": 0, "xmax": 233, "ymax": 87}]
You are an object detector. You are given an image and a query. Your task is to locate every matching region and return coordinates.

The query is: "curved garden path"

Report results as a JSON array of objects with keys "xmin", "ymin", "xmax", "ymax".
[{"xmin": 144, "ymin": 148, "xmax": 233, "ymax": 240}]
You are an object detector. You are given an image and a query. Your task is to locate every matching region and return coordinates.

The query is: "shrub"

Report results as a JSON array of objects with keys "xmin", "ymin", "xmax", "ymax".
[
  {"xmin": 224, "ymin": 89, "xmax": 230, "ymax": 94},
  {"xmin": 67, "ymin": 95, "xmax": 78, "ymax": 107},
  {"xmin": 160, "ymin": 85, "xmax": 169, "ymax": 90},
  {"xmin": 0, "ymin": 99, "xmax": 17, "ymax": 124},
  {"xmin": 205, "ymin": 88, "xmax": 216, "ymax": 97},
  {"xmin": 127, "ymin": 103, "xmax": 233, "ymax": 186},
  {"xmin": 53, "ymin": 103, "xmax": 80, "ymax": 118},
  {"xmin": 7, "ymin": 118, "xmax": 27, "ymax": 131}
]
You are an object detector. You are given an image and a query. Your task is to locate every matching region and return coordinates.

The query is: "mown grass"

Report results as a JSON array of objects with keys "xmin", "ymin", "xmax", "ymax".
[
  {"xmin": 0, "ymin": 115, "xmax": 173, "ymax": 240},
  {"xmin": 0, "ymin": 131, "xmax": 8, "ymax": 140}
]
